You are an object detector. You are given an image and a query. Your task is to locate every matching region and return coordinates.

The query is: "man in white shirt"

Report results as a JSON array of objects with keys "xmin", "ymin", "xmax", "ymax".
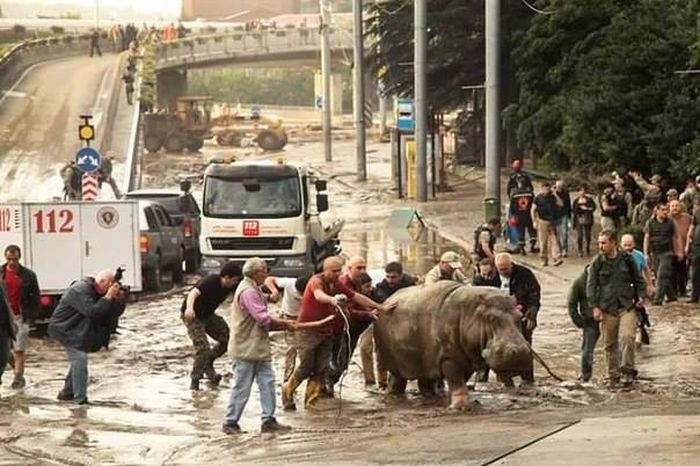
[{"xmin": 263, "ymin": 274, "xmax": 310, "ymax": 382}]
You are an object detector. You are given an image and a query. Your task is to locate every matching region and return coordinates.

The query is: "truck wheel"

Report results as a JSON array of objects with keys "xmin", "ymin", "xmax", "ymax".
[
  {"xmin": 164, "ymin": 133, "xmax": 185, "ymax": 152},
  {"xmin": 186, "ymin": 138, "xmax": 204, "ymax": 152},
  {"xmin": 257, "ymin": 130, "xmax": 285, "ymax": 151},
  {"xmin": 144, "ymin": 264, "xmax": 163, "ymax": 292},
  {"xmin": 184, "ymin": 249, "xmax": 200, "ymax": 273},
  {"xmin": 144, "ymin": 134, "xmax": 163, "ymax": 153},
  {"xmin": 172, "ymin": 262, "xmax": 184, "ymax": 283}
]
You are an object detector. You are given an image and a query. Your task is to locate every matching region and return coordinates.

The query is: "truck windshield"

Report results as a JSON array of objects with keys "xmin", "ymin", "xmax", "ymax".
[{"xmin": 203, "ymin": 175, "xmax": 302, "ymax": 218}]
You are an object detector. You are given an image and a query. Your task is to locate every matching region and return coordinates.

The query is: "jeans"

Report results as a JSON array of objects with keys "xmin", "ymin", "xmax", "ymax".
[
  {"xmin": 575, "ymin": 222, "xmax": 593, "ymax": 255},
  {"xmin": 580, "ymin": 324, "xmax": 600, "ymax": 381},
  {"xmin": 61, "ymin": 346, "xmax": 88, "ymax": 403},
  {"xmin": 224, "ymin": 359, "xmax": 276, "ymax": 425},
  {"xmin": 0, "ymin": 327, "xmax": 9, "ymax": 385},
  {"xmin": 555, "ymin": 218, "xmax": 570, "ymax": 255}
]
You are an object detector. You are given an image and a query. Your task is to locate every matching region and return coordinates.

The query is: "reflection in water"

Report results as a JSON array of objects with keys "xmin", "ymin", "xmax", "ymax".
[
  {"xmin": 63, "ymin": 428, "xmax": 91, "ymax": 448},
  {"xmin": 343, "ymin": 226, "xmax": 469, "ymax": 276}
]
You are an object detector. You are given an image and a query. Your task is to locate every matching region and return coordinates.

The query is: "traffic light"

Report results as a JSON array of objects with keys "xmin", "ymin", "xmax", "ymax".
[{"xmin": 78, "ymin": 114, "xmax": 95, "ymax": 144}]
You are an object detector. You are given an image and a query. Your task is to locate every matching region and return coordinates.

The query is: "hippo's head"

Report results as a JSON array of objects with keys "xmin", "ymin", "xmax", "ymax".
[{"xmin": 467, "ymin": 292, "xmax": 532, "ymax": 373}]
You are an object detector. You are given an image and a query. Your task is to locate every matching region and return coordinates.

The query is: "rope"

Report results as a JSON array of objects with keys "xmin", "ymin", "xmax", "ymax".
[{"xmin": 333, "ymin": 302, "xmax": 352, "ymax": 422}]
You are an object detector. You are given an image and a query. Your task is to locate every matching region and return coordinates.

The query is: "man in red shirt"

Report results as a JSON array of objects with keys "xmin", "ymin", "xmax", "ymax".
[
  {"xmin": 282, "ymin": 256, "xmax": 394, "ymax": 410},
  {"xmin": 0, "ymin": 245, "xmax": 40, "ymax": 389},
  {"xmin": 327, "ymin": 256, "xmax": 378, "ymax": 395}
]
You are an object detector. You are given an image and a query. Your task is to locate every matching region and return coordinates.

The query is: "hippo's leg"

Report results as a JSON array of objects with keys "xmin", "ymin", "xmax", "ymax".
[
  {"xmin": 388, "ymin": 373, "xmax": 407, "ymax": 395},
  {"xmin": 418, "ymin": 378, "xmax": 438, "ymax": 397},
  {"xmin": 440, "ymin": 359, "xmax": 469, "ymax": 410}
]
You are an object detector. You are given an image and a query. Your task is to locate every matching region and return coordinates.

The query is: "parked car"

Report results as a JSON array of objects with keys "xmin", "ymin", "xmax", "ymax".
[
  {"xmin": 137, "ymin": 200, "xmax": 185, "ymax": 291},
  {"xmin": 126, "ymin": 189, "xmax": 201, "ymax": 272}
]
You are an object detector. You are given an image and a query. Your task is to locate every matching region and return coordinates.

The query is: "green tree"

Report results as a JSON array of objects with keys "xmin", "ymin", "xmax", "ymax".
[{"xmin": 507, "ymin": 0, "xmax": 700, "ymax": 179}]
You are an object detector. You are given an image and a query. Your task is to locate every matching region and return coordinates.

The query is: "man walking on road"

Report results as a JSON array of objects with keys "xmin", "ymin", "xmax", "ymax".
[
  {"xmin": 1, "ymin": 245, "xmax": 40, "ymax": 389},
  {"xmin": 532, "ymin": 182, "xmax": 563, "ymax": 266},
  {"xmin": 568, "ymin": 265, "xmax": 598, "ymax": 382},
  {"xmin": 587, "ymin": 230, "xmax": 647, "ymax": 387},
  {"xmin": 181, "ymin": 262, "xmax": 242, "ymax": 391},
  {"xmin": 90, "ymin": 29, "xmax": 102, "ymax": 57},
  {"xmin": 643, "ymin": 203, "xmax": 682, "ymax": 305},
  {"xmin": 222, "ymin": 258, "xmax": 296, "ymax": 435}
]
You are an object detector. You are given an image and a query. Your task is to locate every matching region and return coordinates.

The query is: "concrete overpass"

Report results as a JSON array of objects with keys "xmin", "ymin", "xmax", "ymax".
[{"xmin": 154, "ymin": 26, "xmax": 356, "ymax": 106}]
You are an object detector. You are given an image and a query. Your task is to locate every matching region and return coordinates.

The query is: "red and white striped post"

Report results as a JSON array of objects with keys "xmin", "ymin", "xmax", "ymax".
[{"xmin": 82, "ymin": 173, "xmax": 99, "ymax": 201}]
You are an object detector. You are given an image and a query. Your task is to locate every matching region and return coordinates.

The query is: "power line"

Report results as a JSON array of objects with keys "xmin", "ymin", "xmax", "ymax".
[
  {"xmin": 374, "ymin": 0, "xmax": 411, "ymax": 16},
  {"xmin": 519, "ymin": 0, "xmax": 557, "ymax": 15}
]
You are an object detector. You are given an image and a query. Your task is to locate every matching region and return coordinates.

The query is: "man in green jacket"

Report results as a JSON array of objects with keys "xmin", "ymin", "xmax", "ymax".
[
  {"xmin": 586, "ymin": 230, "xmax": 647, "ymax": 387},
  {"xmin": 568, "ymin": 265, "xmax": 598, "ymax": 382}
]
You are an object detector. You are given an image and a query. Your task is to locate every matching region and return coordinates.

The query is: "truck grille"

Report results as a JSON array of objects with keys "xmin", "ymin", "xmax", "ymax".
[{"xmin": 209, "ymin": 237, "xmax": 295, "ymax": 250}]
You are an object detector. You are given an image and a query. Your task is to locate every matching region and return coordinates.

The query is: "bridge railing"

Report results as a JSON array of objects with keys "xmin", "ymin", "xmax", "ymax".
[{"xmin": 154, "ymin": 27, "xmax": 354, "ymax": 69}]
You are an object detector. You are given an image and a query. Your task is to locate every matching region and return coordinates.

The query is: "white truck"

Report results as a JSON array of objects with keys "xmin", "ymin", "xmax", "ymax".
[
  {"xmin": 199, "ymin": 158, "xmax": 343, "ymax": 277},
  {"xmin": 0, "ymin": 201, "xmax": 142, "ymax": 324}
]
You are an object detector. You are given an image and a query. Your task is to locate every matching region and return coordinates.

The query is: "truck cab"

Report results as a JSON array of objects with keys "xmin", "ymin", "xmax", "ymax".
[{"xmin": 199, "ymin": 158, "xmax": 343, "ymax": 277}]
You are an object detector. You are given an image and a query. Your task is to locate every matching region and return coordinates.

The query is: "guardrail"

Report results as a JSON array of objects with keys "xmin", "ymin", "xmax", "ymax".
[
  {"xmin": 124, "ymin": 76, "xmax": 143, "ymax": 194},
  {"xmin": 154, "ymin": 28, "xmax": 354, "ymax": 69}
]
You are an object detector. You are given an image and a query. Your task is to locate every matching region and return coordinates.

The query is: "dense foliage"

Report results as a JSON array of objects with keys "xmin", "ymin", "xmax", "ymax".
[
  {"xmin": 365, "ymin": 0, "xmax": 700, "ymax": 179},
  {"xmin": 506, "ymin": 0, "xmax": 700, "ymax": 179}
]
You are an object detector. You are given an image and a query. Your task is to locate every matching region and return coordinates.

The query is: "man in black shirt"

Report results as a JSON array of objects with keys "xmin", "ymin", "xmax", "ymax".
[
  {"xmin": 532, "ymin": 182, "xmax": 563, "ymax": 266},
  {"xmin": 360, "ymin": 261, "xmax": 416, "ymax": 390},
  {"xmin": 182, "ymin": 262, "xmax": 243, "ymax": 390},
  {"xmin": 643, "ymin": 203, "xmax": 681, "ymax": 305}
]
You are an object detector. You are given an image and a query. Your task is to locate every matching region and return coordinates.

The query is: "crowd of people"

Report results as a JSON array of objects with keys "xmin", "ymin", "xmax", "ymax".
[{"xmin": 504, "ymin": 163, "xmax": 700, "ymax": 304}]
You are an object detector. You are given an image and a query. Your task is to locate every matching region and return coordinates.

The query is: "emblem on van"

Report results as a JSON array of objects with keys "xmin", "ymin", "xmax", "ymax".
[
  {"xmin": 97, "ymin": 206, "xmax": 119, "ymax": 229},
  {"xmin": 242, "ymin": 220, "xmax": 259, "ymax": 236}
]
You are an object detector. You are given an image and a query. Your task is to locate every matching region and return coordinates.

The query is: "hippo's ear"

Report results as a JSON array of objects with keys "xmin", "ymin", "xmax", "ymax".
[{"xmin": 483, "ymin": 293, "xmax": 517, "ymax": 311}]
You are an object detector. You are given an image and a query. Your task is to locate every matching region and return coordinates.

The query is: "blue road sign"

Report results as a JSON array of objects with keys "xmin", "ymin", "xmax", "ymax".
[
  {"xmin": 315, "ymin": 96, "xmax": 323, "ymax": 109},
  {"xmin": 396, "ymin": 98, "xmax": 415, "ymax": 133},
  {"xmin": 75, "ymin": 147, "xmax": 101, "ymax": 173},
  {"xmin": 250, "ymin": 105, "xmax": 261, "ymax": 118}
]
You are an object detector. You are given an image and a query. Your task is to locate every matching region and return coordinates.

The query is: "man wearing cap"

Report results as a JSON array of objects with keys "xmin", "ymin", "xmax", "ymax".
[{"xmin": 424, "ymin": 251, "xmax": 469, "ymax": 284}]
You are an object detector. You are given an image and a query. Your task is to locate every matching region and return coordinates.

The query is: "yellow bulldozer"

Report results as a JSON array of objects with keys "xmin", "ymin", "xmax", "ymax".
[{"xmin": 142, "ymin": 97, "xmax": 288, "ymax": 153}]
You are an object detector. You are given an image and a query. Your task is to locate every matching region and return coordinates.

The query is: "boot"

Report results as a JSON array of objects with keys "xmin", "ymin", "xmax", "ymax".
[
  {"xmin": 304, "ymin": 377, "xmax": 323, "ymax": 408},
  {"xmin": 282, "ymin": 375, "xmax": 300, "ymax": 411}
]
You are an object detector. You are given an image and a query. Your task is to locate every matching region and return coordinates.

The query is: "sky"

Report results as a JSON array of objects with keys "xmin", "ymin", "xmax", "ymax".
[{"xmin": 3, "ymin": 0, "xmax": 182, "ymax": 16}]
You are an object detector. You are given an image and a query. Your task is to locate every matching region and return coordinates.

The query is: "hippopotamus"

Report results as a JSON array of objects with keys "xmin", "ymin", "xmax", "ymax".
[{"xmin": 373, "ymin": 282, "xmax": 532, "ymax": 409}]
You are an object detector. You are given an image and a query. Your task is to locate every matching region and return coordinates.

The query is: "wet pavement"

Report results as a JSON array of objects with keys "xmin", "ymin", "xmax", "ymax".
[{"xmin": 3, "ymin": 129, "xmax": 700, "ymax": 464}]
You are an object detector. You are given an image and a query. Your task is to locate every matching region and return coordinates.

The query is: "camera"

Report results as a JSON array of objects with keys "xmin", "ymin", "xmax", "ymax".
[{"xmin": 114, "ymin": 266, "xmax": 131, "ymax": 293}]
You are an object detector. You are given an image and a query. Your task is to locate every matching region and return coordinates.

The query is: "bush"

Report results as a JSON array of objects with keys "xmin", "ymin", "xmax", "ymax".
[
  {"xmin": 232, "ymin": 34, "xmax": 242, "ymax": 40},
  {"xmin": 204, "ymin": 26, "xmax": 217, "ymax": 34},
  {"xmin": 50, "ymin": 25, "xmax": 65, "ymax": 34},
  {"xmin": 48, "ymin": 37, "xmax": 59, "ymax": 45},
  {"xmin": 213, "ymin": 35, "xmax": 224, "ymax": 42},
  {"xmin": 196, "ymin": 36, "xmax": 208, "ymax": 45},
  {"xmin": 62, "ymin": 35, "xmax": 74, "ymax": 44},
  {"xmin": 275, "ymin": 31, "xmax": 286, "ymax": 37}
]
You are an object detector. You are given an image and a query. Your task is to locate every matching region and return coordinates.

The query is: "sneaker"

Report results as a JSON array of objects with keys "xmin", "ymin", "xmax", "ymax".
[
  {"xmin": 190, "ymin": 378, "xmax": 200, "ymax": 391},
  {"xmin": 553, "ymin": 259, "xmax": 563, "ymax": 266},
  {"xmin": 261, "ymin": 418, "xmax": 292, "ymax": 433},
  {"xmin": 222, "ymin": 423, "xmax": 242, "ymax": 435},
  {"xmin": 57, "ymin": 390, "xmax": 74, "ymax": 401},
  {"xmin": 11, "ymin": 375, "xmax": 26, "ymax": 389}
]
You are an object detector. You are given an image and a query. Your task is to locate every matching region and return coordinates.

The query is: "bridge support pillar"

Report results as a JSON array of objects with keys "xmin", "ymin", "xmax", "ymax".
[{"xmin": 157, "ymin": 69, "xmax": 188, "ymax": 110}]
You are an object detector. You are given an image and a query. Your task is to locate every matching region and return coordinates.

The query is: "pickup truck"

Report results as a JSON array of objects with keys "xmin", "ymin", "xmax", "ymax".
[
  {"xmin": 137, "ymin": 200, "xmax": 185, "ymax": 291},
  {"xmin": 126, "ymin": 188, "xmax": 201, "ymax": 272}
]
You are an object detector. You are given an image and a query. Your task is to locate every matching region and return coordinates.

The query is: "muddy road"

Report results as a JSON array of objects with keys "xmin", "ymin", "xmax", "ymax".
[{"xmin": 2, "ymin": 138, "xmax": 700, "ymax": 464}]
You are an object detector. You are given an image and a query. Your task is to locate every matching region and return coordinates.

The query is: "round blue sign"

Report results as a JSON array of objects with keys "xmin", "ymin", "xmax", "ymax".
[{"xmin": 75, "ymin": 147, "xmax": 101, "ymax": 173}]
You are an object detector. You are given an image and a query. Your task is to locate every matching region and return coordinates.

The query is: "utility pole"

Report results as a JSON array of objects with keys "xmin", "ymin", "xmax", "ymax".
[
  {"xmin": 320, "ymin": 0, "xmax": 333, "ymax": 162},
  {"xmin": 352, "ymin": 0, "xmax": 367, "ymax": 181},
  {"xmin": 485, "ymin": 0, "xmax": 501, "ymax": 216},
  {"xmin": 414, "ymin": 0, "xmax": 428, "ymax": 202}
]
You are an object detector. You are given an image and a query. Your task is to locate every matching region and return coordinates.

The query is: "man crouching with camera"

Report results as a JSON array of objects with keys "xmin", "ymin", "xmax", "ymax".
[{"xmin": 48, "ymin": 269, "xmax": 127, "ymax": 404}]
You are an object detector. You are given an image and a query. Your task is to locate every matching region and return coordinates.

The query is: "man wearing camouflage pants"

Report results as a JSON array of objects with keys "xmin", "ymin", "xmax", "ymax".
[{"xmin": 181, "ymin": 262, "xmax": 242, "ymax": 390}]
